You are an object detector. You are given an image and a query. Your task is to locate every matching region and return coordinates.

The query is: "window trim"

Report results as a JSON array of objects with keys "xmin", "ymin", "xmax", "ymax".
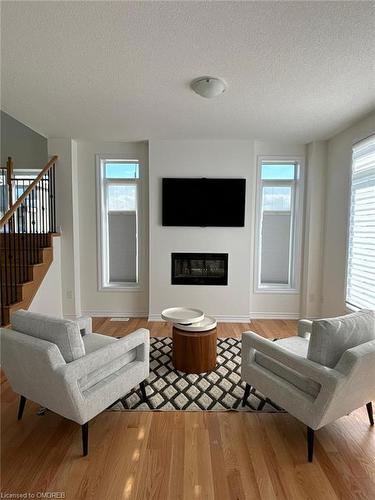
[
  {"xmin": 254, "ymin": 155, "xmax": 305, "ymax": 294},
  {"xmin": 96, "ymin": 154, "xmax": 143, "ymax": 292}
]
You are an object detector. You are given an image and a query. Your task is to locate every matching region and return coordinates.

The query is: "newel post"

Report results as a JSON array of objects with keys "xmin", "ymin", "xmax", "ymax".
[{"xmin": 6, "ymin": 156, "xmax": 14, "ymax": 209}]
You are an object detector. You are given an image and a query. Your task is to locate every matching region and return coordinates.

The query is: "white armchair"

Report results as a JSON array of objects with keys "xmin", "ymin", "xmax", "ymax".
[
  {"xmin": 241, "ymin": 309, "xmax": 375, "ymax": 461},
  {"xmin": 0, "ymin": 310, "xmax": 150, "ymax": 456}
]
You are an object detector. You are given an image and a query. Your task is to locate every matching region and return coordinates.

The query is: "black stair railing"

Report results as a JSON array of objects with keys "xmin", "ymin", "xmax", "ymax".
[
  {"xmin": 0, "ymin": 167, "xmax": 7, "ymax": 219},
  {"xmin": 0, "ymin": 156, "xmax": 58, "ymax": 326}
]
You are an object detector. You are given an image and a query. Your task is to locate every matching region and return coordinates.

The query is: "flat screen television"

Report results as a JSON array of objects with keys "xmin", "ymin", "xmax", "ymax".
[{"xmin": 162, "ymin": 178, "xmax": 246, "ymax": 227}]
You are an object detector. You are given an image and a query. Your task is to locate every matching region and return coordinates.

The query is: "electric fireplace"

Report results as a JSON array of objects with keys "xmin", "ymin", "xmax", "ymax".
[{"xmin": 171, "ymin": 253, "xmax": 228, "ymax": 285}]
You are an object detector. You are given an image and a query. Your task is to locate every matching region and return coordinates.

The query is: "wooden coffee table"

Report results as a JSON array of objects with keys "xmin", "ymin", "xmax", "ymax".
[
  {"xmin": 172, "ymin": 327, "xmax": 217, "ymax": 374},
  {"xmin": 161, "ymin": 307, "xmax": 217, "ymax": 374}
]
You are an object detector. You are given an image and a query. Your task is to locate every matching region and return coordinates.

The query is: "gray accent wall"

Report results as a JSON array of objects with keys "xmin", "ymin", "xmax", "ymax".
[{"xmin": 1, "ymin": 111, "xmax": 47, "ymax": 169}]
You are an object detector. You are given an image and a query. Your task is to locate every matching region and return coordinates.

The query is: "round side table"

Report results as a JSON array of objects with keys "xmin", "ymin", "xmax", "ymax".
[{"xmin": 172, "ymin": 316, "xmax": 217, "ymax": 374}]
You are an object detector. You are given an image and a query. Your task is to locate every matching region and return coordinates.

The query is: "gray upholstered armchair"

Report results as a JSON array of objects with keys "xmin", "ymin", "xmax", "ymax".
[
  {"xmin": 241, "ymin": 309, "xmax": 375, "ymax": 461},
  {"xmin": 0, "ymin": 310, "xmax": 150, "ymax": 456}
]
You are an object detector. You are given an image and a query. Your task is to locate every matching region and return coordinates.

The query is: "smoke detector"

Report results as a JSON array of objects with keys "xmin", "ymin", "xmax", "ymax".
[{"xmin": 191, "ymin": 76, "xmax": 227, "ymax": 98}]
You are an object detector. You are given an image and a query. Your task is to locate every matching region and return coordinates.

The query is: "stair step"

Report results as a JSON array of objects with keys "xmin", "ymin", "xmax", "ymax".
[
  {"xmin": 0, "ymin": 234, "xmax": 53, "ymax": 250},
  {"xmin": 1, "ymin": 302, "xmax": 24, "ymax": 325},
  {"xmin": 0, "ymin": 234, "xmax": 56, "ymax": 326},
  {"xmin": 0, "ymin": 246, "xmax": 52, "ymax": 253},
  {"xmin": 1, "ymin": 281, "xmax": 33, "ymax": 295},
  {"xmin": 1, "ymin": 267, "xmax": 34, "ymax": 282},
  {"xmin": 1, "ymin": 287, "xmax": 23, "ymax": 304},
  {"xmin": 0, "ymin": 247, "xmax": 52, "ymax": 266},
  {"xmin": 1, "ymin": 277, "xmax": 43, "ymax": 308},
  {"xmin": 1, "ymin": 257, "xmax": 43, "ymax": 266},
  {"xmin": 1, "ymin": 263, "xmax": 42, "ymax": 271}
]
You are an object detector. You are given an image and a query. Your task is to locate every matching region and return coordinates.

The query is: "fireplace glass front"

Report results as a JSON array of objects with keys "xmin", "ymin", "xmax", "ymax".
[{"xmin": 171, "ymin": 253, "xmax": 228, "ymax": 285}]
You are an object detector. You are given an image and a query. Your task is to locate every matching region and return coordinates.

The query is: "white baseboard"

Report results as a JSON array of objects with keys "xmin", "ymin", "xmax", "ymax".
[
  {"xmin": 148, "ymin": 314, "xmax": 251, "ymax": 323},
  {"xmin": 82, "ymin": 311, "xmax": 148, "ymax": 318},
  {"xmin": 249, "ymin": 312, "xmax": 300, "ymax": 319},
  {"xmin": 148, "ymin": 314, "xmax": 162, "ymax": 321},
  {"xmin": 82, "ymin": 311, "xmax": 299, "ymax": 321},
  {"xmin": 214, "ymin": 315, "xmax": 252, "ymax": 323},
  {"xmin": 64, "ymin": 314, "xmax": 81, "ymax": 320}
]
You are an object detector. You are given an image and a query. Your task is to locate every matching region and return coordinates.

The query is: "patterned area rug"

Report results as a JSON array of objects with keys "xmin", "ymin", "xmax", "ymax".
[{"xmin": 110, "ymin": 336, "xmax": 283, "ymax": 412}]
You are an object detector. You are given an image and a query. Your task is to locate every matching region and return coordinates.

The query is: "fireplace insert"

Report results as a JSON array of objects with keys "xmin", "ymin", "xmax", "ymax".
[{"xmin": 171, "ymin": 253, "xmax": 228, "ymax": 285}]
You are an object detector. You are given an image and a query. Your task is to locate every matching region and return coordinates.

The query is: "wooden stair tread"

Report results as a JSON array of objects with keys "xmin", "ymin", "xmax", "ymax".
[
  {"xmin": 1, "ymin": 280, "xmax": 34, "ymax": 287},
  {"xmin": 0, "ymin": 237, "xmax": 54, "ymax": 325}
]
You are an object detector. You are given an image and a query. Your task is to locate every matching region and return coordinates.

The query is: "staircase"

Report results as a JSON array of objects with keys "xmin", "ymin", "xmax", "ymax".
[{"xmin": 0, "ymin": 156, "xmax": 58, "ymax": 326}]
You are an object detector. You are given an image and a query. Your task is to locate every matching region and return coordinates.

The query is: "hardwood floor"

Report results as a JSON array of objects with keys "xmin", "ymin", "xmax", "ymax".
[{"xmin": 1, "ymin": 319, "xmax": 374, "ymax": 499}]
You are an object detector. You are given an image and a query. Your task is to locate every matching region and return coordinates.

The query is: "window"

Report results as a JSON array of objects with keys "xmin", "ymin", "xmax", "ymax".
[
  {"xmin": 255, "ymin": 157, "xmax": 304, "ymax": 292},
  {"xmin": 346, "ymin": 135, "xmax": 375, "ymax": 309},
  {"xmin": 97, "ymin": 157, "xmax": 141, "ymax": 289}
]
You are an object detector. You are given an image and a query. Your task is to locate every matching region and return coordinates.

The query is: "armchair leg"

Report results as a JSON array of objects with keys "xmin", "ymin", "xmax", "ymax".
[
  {"xmin": 82, "ymin": 422, "xmax": 89, "ymax": 456},
  {"xmin": 366, "ymin": 402, "xmax": 374, "ymax": 426},
  {"xmin": 140, "ymin": 381, "xmax": 148, "ymax": 403},
  {"xmin": 242, "ymin": 383, "xmax": 252, "ymax": 407},
  {"xmin": 17, "ymin": 396, "xmax": 26, "ymax": 421},
  {"xmin": 307, "ymin": 427, "xmax": 314, "ymax": 462}
]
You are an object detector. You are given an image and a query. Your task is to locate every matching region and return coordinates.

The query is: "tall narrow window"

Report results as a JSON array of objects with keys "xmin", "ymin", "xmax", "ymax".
[
  {"xmin": 97, "ymin": 158, "xmax": 140, "ymax": 289},
  {"xmin": 346, "ymin": 135, "xmax": 375, "ymax": 309},
  {"xmin": 255, "ymin": 158, "xmax": 304, "ymax": 292}
]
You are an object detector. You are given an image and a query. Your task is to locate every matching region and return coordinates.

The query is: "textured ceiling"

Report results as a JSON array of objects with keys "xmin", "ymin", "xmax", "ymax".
[{"xmin": 1, "ymin": 1, "xmax": 375, "ymax": 143}]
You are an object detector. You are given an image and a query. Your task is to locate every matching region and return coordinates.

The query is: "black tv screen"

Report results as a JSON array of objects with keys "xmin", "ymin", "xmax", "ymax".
[{"xmin": 162, "ymin": 178, "xmax": 246, "ymax": 227}]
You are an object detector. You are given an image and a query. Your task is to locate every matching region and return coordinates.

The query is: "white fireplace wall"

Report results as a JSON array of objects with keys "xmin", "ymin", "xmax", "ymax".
[
  {"xmin": 149, "ymin": 140, "xmax": 253, "ymax": 320},
  {"xmin": 149, "ymin": 139, "xmax": 309, "ymax": 321}
]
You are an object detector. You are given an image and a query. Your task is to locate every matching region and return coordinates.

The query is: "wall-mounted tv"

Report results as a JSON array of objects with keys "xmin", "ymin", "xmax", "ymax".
[{"xmin": 162, "ymin": 178, "xmax": 246, "ymax": 227}]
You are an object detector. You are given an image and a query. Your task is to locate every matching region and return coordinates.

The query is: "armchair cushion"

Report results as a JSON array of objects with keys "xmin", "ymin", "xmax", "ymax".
[
  {"xmin": 11, "ymin": 310, "xmax": 85, "ymax": 363},
  {"xmin": 307, "ymin": 309, "xmax": 375, "ymax": 368},
  {"xmin": 255, "ymin": 337, "xmax": 321, "ymax": 398},
  {"xmin": 78, "ymin": 348, "xmax": 137, "ymax": 392},
  {"xmin": 83, "ymin": 333, "xmax": 117, "ymax": 353},
  {"xmin": 66, "ymin": 329, "xmax": 147, "ymax": 395}
]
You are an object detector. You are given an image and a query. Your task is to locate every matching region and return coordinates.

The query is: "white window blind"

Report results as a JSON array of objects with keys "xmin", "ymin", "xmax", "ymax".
[{"xmin": 346, "ymin": 135, "xmax": 375, "ymax": 309}]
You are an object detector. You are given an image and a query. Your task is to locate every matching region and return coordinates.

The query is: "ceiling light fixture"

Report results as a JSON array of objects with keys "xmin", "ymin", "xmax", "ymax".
[{"xmin": 191, "ymin": 76, "xmax": 227, "ymax": 98}]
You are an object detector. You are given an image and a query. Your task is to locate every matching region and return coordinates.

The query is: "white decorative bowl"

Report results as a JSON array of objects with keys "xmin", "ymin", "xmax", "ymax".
[
  {"xmin": 174, "ymin": 315, "xmax": 217, "ymax": 332},
  {"xmin": 161, "ymin": 307, "xmax": 205, "ymax": 325}
]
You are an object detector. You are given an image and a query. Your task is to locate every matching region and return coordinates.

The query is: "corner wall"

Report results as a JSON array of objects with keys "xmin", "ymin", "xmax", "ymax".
[
  {"xmin": 48, "ymin": 138, "xmax": 81, "ymax": 318},
  {"xmin": 250, "ymin": 141, "xmax": 307, "ymax": 319},
  {"xmin": 321, "ymin": 111, "xmax": 375, "ymax": 316},
  {"xmin": 300, "ymin": 140, "xmax": 327, "ymax": 318},
  {"xmin": 76, "ymin": 140, "xmax": 149, "ymax": 317}
]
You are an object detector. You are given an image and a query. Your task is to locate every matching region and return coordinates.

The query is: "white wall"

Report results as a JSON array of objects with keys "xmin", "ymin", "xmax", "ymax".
[
  {"xmin": 48, "ymin": 138, "xmax": 81, "ymax": 318},
  {"xmin": 148, "ymin": 139, "xmax": 308, "ymax": 321},
  {"xmin": 321, "ymin": 112, "xmax": 375, "ymax": 316},
  {"xmin": 149, "ymin": 140, "xmax": 253, "ymax": 321},
  {"xmin": 300, "ymin": 140, "xmax": 327, "ymax": 318},
  {"xmin": 29, "ymin": 236, "xmax": 63, "ymax": 317},
  {"xmin": 76, "ymin": 140, "xmax": 149, "ymax": 317},
  {"xmin": 48, "ymin": 136, "xmax": 318, "ymax": 320},
  {"xmin": 26, "ymin": 117, "xmax": 375, "ymax": 321}
]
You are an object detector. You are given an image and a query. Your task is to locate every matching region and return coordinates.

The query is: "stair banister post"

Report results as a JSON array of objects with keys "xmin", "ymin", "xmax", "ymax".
[{"xmin": 6, "ymin": 157, "xmax": 14, "ymax": 210}]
